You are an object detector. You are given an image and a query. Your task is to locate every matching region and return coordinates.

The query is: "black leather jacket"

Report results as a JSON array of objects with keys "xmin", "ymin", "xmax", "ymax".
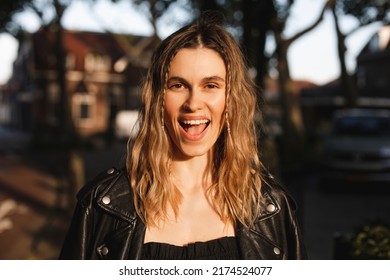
[{"xmin": 59, "ymin": 167, "xmax": 307, "ymax": 260}]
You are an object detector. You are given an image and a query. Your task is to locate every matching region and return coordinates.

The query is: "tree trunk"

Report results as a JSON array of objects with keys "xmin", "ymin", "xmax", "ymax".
[
  {"xmin": 53, "ymin": 0, "xmax": 85, "ymax": 214},
  {"xmin": 242, "ymin": 0, "xmax": 273, "ymax": 92},
  {"xmin": 331, "ymin": 5, "xmax": 357, "ymax": 107},
  {"xmin": 275, "ymin": 41, "xmax": 306, "ymax": 174}
]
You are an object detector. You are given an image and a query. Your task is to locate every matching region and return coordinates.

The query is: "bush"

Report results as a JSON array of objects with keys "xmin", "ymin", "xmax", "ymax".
[
  {"xmin": 351, "ymin": 223, "xmax": 390, "ymax": 260},
  {"xmin": 334, "ymin": 222, "xmax": 390, "ymax": 260}
]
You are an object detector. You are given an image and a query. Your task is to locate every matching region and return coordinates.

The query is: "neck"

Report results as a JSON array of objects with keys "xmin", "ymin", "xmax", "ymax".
[{"xmin": 170, "ymin": 153, "xmax": 213, "ymax": 192}]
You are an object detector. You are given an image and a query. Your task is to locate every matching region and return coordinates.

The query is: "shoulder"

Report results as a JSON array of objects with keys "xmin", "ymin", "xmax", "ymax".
[
  {"xmin": 239, "ymin": 171, "xmax": 306, "ymax": 259},
  {"xmin": 258, "ymin": 171, "xmax": 298, "ymax": 218},
  {"xmin": 75, "ymin": 167, "xmax": 137, "ymax": 222},
  {"xmin": 76, "ymin": 167, "xmax": 130, "ymax": 207},
  {"xmin": 76, "ymin": 167, "xmax": 120, "ymax": 199}
]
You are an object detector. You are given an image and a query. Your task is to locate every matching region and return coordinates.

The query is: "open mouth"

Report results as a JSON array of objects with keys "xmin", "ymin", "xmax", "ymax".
[{"xmin": 179, "ymin": 119, "xmax": 210, "ymax": 136}]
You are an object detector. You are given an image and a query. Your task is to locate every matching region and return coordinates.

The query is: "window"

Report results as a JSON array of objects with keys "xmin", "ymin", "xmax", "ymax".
[
  {"xmin": 85, "ymin": 53, "xmax": 111, "ymax": 72},
  {"xmin": 72, "ymin": 94, "xmax": 96, "ymax": 127},
  {"xmin": 333, "ymin": 116, "xmax": 390, "ymax": 136},
  {"xmin": 66, "ymin": 53, "xmax": 76, "ymax": 70},
  {"xmin": 80, "ymin": 103, "xmax": 90, "ymax": 119}
]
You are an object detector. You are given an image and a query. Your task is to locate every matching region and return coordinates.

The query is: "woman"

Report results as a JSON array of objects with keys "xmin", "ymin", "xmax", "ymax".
[{"xmin": 59, "ymin": 14, "xmax": 306, "ymax": 260}]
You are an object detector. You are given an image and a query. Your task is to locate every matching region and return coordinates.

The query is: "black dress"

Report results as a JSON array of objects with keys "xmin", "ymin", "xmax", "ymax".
[{"xmin": 142, "ymin": 236, "xmax": 240, "ymax": 260}]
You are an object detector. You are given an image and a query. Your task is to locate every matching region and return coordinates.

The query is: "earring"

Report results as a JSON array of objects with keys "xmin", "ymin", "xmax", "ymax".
[
  {"xmin": 161, "ymin": 107, "xmax": 165, "ymax": 132},
  {"xmin": 225, "ymin": 110, "xmax": 231, "ymax": 135}
]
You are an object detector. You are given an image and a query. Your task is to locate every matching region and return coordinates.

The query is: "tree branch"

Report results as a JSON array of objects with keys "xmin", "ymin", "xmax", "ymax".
[
  {"xmin": 345, "ymin": 20, "xmax": 382, "ymax": 38},
  {"xmin": 285, "ymin": 0, "xmax": 335, "ymax": 47}
]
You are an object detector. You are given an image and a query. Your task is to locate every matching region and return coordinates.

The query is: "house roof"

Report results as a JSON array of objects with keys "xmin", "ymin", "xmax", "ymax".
[
  {"xmin": 263, "ymin": 76, "xmax": 317, "ymax": 100},
  {"xmin": 32, "ymin": 27, "xmax": 159, "ymax": 71}
]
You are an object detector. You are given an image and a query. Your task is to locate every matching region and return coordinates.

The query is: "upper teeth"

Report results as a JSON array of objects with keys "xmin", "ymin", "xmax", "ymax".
[{"xmin": 182, "ymin": 120, "xmax": 209, "ymax": 125}]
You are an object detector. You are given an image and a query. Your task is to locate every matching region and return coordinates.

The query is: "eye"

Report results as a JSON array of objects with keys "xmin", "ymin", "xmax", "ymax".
[
  {"xmin": 169, "ymin": 83, "xmax": 186, "ymax": 90},
  {"xmin": 205, "ymin": 83, "xmax": 218, "ymax": 89},
  {"xmin": 171, "ymin": 83, "xmax": 182, "ymax": 88}
]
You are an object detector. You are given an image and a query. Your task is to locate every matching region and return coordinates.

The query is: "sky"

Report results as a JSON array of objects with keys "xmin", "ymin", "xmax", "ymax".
[{"xmin": 0, "ymin": 0, "xmax": 383, "ymax": 86}]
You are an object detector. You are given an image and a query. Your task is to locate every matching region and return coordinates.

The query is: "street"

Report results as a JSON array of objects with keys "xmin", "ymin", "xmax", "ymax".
[{"xmin": 0, "ymin": 127, "xmax": 127, "ymax": 259}]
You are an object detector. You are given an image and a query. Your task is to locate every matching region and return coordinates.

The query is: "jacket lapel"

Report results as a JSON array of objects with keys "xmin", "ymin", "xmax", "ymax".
[
  {"xmin": 237, "ymin": 188, "xmax": 283, "ymax": 259},
  {"xmin": 95, "ymin": 171, "xmax": 145, "ymax": 259}
]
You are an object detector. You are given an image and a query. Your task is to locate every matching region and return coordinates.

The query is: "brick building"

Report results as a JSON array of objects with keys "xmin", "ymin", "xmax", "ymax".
[{"xmin": 3, "ymin": 27, "xmax": 157, "ymax": 140}]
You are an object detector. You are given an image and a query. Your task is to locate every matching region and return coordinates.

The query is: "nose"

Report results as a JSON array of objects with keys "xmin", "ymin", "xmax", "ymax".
[{"xmin": 183, "ymin": 88, "xmax": 203, "ymax": 112}]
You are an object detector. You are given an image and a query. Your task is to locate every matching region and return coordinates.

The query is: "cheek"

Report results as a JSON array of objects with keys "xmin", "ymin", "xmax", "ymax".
[
  {"xmin": 163, "ymin": 95, "xmax": 182, "ymax": 130},
  {"xmin": 210, "ymin": 95, "xmax": 226, "ymax": 121},
  {"xmin": 164, "ymin": 95, "xmax": 177, "ymax": 118}
]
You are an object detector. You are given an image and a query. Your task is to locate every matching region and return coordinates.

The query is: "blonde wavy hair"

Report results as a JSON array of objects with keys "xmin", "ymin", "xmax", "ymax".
[{"xmin": 127, "ymin": 14, "xmax": 263, "ymax": 228}]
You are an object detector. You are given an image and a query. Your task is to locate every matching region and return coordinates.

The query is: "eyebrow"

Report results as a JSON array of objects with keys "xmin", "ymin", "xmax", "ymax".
[
  {"xmin": 167, "ymin": 76, "xmax": 225, "ymax": 84},
  {"xmin": 203, "ymin": 76, "xmax": 225, "ymax": 83}
]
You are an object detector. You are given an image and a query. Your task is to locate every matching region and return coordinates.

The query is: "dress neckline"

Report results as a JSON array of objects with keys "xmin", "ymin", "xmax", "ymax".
[
  {"xmin": 142, "ymin": 236, "xmax": 240, "ymax": 260},
  {"xmin": 144, "ymin": 235, "xmax": 236, "ymax": 247}
]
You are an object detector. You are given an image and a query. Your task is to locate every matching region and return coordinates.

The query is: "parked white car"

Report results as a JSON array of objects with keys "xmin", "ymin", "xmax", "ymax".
[
  {"xmin": 321, "ymin": 108, "xmax": 390, "ymax": 183},
  {"xmin": 114, "ymin": 110, "xmax": 140, "ymax": 139}
]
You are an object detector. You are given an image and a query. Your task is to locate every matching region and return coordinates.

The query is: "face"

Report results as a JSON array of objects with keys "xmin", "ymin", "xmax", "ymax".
[{"xmin": 164, "ymin": 47, "xmax": 226, "ymax": 159}]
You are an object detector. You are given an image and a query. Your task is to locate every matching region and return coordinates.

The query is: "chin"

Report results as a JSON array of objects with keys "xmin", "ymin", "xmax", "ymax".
[{"xmin": 176, "ymin": 145, "xmax": 212, "ymax": 159}]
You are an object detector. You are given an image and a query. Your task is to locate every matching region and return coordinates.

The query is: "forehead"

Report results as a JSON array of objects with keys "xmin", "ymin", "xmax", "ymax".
[{"xmin": 168, "ymin": 47, "xmax": 226, "ymax": 77}]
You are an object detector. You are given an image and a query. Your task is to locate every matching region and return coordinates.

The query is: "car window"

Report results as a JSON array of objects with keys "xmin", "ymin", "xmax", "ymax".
[{"xmin": 332, "ymin": 116, "xmax": 390, "ymax": 136}]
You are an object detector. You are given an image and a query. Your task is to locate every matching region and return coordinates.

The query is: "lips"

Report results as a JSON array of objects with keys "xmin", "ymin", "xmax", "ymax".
[{"xmin": 179, "ymin": 118, "xmax": 210, "ymax": 137}]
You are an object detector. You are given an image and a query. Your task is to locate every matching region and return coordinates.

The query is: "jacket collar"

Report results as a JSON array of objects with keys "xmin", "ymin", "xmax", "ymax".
[
  {"xmin": 94, "ymin": 170, "xmax": 280, "ymax": 226},
  {"xmin": 96, "ymin": 170, "xmax": 138, "ymax": 223}
]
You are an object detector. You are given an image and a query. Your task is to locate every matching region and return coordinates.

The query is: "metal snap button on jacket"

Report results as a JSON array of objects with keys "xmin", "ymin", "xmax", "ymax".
[
  {"xmin": 273, "ymin": 247, "xmax": 281, "ymax": 255},
  {"xmin": 107, "ymin": 167, "xmax": 115, "ymax": 174},
  {"xmin": 101, "ymin": 247, "xmax": 109, "ymax": 256},
  {"xmin": 102, "ymin": 196, "xmax": 111, "ymax": 205},
  {"xmin": 266, "ymin": 204, "xmax": 276, "ymax": 213}
]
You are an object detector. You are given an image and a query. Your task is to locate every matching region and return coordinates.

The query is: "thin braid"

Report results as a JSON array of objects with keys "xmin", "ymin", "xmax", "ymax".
[
  {"xmin": 161, "ymin": 55, "xmax": 172, "ymax": 132},
  {"xmin": 217, "ymin": 44, "xmax": 231, "ymax": 137},
  {"xmin": 225, "ymin": 59, "xmax": 232, "ymax": 136},
  {"xmin": 161, "ymin": 91, "xmax": 165, "ymax": 132}
]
